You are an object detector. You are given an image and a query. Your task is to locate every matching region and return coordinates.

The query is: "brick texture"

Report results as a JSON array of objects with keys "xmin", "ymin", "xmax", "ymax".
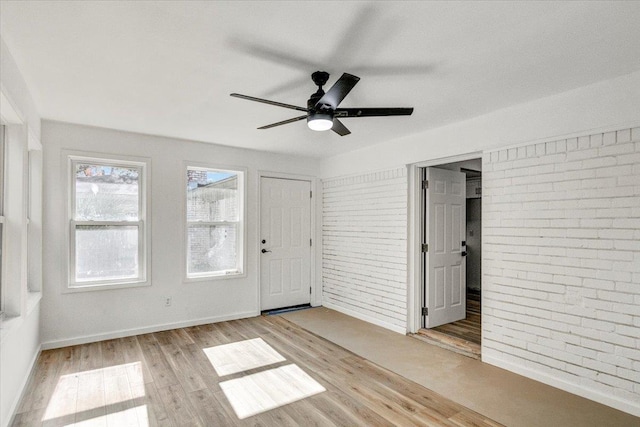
[
  {"xmin": 483, "ymin": 127, "xmax": 640, "ymax": 406},
  {"xmin": 322, "ymin": 168, "xmax": 408, "ymax": 330}
]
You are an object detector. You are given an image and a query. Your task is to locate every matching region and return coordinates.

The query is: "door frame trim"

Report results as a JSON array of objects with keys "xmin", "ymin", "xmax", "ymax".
[
  {"xmin": 257, "ymin": 171, "xmax": 320, "ymax": 311},
  {"xmin": 407, "ymin": 152, "xmax": 482, "ymax": 334}
]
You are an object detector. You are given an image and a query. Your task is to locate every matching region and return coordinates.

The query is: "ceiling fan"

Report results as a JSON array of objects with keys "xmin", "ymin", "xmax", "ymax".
[{"xmin": 230, "ymin": 71, "xmax": 414, "ymax": 136}]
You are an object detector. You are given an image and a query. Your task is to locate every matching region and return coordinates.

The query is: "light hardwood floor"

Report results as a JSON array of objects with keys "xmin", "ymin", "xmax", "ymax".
[
  {"xmin": 13, "ymin": 315, "xmax": 503, "ymax": 426},
  {"xmin": 415, "ymin": 293, "xmax": 482, "ymax": 358},
  {"xmin": 431, "ymin": 293, "xmax": 481, "ymax": 345}
]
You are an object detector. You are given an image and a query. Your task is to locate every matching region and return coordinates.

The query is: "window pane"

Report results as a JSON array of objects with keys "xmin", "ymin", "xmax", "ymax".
[
  {"xmin": 75, "ymin": 163, "xmax": 139, "ymax": 221},
  {"xmin": 75, "ymin": 225, "xmax": 139, "ymax": 282},
  {"xmin": 187, "ymin": 169, "xmax": 238, "ymax": 222},
  {"xmin": 187, "ymin": 224, "xmax": 237, "ymax": 275}
]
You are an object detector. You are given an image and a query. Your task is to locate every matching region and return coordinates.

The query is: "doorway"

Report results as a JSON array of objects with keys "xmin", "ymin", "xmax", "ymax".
[
  {"xmin": 259, "ymin": 176, "xmax": 312, "ymax": 311},
  {"xmin": 417, "ymin": 159, "xmax": 482, "ymax": 357}
]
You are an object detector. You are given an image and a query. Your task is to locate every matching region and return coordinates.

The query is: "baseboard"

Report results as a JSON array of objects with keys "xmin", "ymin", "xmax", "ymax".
[
  {"xmin": 322, "ymin": 301, "xmax": 406, "ymax": 334},
  {"xmin": 41, "ymin": 310, "xmax": 259, "ymax": 350},
  {"xmin": 482, "ymin": 352, "xmax": 640, "ymax": 418},
  {"xmin": 5, "ymin": 344, "xmax": 42, "ymax": 427}
]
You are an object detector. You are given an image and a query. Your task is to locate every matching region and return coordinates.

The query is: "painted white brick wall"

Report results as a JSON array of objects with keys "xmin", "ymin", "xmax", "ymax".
[
  {"xmin": 483, "ymin": 126, "xmax": 640, "ymax": 410},
  {"xmin": 322, "ymin": 167, "xmax": 407, "ymax": 332}
]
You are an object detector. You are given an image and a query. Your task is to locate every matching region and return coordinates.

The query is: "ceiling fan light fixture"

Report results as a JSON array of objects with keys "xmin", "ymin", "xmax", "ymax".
[{"xmin": 307, "ymin": 111, "xmax": 333, "ymax": 131}]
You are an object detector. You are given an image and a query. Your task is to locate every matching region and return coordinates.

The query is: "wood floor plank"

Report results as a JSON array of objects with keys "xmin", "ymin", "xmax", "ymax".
[
  {"xmin": 120, "ymin": 335, "xmax": 154, "ymax": 384},
  {"xmin": 58, "ymin": 345, "xmax": 82, "ymax": 376},
  {"xmin": 348, "ymin": 357, "xmax": 461, "ymax": 419},
  {"xmin": 74, "ymin": 364, "xmax": 106, "ymax": 425},
  {"xmin": 103, "ymin": 369, "xmax": 138, "ymax": 427},
  {"xmin": 187, "ymin": 387, "xmax": 230, "ymax": 426},
  {"xmin": 12, "ymin": 315, "xmax": 505, "ymax": 427},
  {"xmin": 339, "ymin": 379, "xmax": 432, "ymax": 427},
  {"xmin": 432, "ymin": 295, "xmax": 482, "ymax": 345},
  {"xmin": 156, "ymin": 384, "xmax": 202, "ymax": 427},
  {"xmin": 153, "ymin": 328, "xmax": 195, "ymax": 348},
  {"xmin": 309, "ymin": 384, "xmax": 397, "ymax": 427},
  {"xmin": 131, "ymin": 381, "xmax": 173, "ymax": 427},
  {"xmin": 213, "ymin": 319, "xmax": 253, "ymax": 343},
  {"xmin": 281, "ymin": 398, "xmax": 338, "ymax": 427},
  {"xmin": 136, "ymin": 333, "xmax": 180, "ymax": 389},
  {"xmin": 262, "ymin": 314, "xmax": 352, "ymax": 358},
  {"xmin": 252, "ymin": 408, "xmax": 299, "ymax": 427},
  {"xmin": 304, "ymin": 393, "xmax": 365, "ymax": 426},
  {"xmin": 159, "ymin": 343, "xmax": 208, "ymax": 393},
  {"xmin": 100, "ymin": 339, "xmax": 125, "ymax": 368},
  {"xmin": 79, "ymin": 341, "xmax": 103, "ymax": 371},
  {"xmin": 18, "ymin": 349, "xmax": 63, "ymax": 413},
  {"xmin": 179, "ymin": 342, "xmax": 222, "ymax": 390},
  {"xmin": 40, "ymin": 371, "xmax": 78, "ymax": 426},
  {"xmin": 183, "ymin": 325, "xmax": 222, "ymax": 349}
]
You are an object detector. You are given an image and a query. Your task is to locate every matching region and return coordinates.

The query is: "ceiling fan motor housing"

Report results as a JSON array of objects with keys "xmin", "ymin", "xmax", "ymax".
[{"xmin": 311, "ymin": 71, "xmax": 330, "ymax": 88}]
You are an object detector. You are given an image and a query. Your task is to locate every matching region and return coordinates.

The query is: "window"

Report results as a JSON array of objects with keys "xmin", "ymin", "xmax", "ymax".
[
  {"xmin": 69, "ymin": 156, "xmax": 147, "ymax": 288},
  {"xmin": 186, "ymin": 165, "xmax": 244, "ymax": 278}
]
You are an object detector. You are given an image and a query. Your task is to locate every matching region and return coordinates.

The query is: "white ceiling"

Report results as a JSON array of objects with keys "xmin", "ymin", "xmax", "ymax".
[{"xmin": 1, "ymin": 1, "xmax": 639, "ymax": 158}]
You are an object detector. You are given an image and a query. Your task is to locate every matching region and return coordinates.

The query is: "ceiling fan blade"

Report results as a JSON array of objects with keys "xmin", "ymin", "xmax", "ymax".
[
  {"xmin": 331, "ymin": 119, "xmax": 351, "ymax": 136},
  {"xmin": 230, "ymin": 93, "xmax": 308, "ymax": 112},
  {"xmin": 228, "ymin": 38, "xmax": 320, "ymax": 71},
  {"xmin": 335, "ymin": 107, "xmax": 414, "ymax": 117},
  {"xmin": 315, "ymin": 73, "xmax": 360, "ymax": 110},
  {"xmin": 352, "ymin": 64, "xmax": 435, "ymax": 76},
  {"xmin": 258, "ymin": 115, "xmax": 308, "ymax": 130}
]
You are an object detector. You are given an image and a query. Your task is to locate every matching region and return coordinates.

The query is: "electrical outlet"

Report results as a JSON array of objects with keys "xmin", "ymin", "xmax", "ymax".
[{"xmin": 164, "ymin": 297, "xmax": 172, "ymax": 307}]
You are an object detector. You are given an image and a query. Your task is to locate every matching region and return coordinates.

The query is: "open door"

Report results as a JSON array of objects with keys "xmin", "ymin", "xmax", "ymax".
[{"xmin": 423, "ymin": 167, "xmax": 466, "ymax": 328}]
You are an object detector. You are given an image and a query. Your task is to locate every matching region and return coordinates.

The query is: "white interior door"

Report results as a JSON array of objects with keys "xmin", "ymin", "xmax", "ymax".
[
  {"xmin": 424, "ymin": 167, "xmax": 466, "ymax": 328},
  {"xmin": 260, "ymin": 177, "xmax": 312, "ymax": 311}
]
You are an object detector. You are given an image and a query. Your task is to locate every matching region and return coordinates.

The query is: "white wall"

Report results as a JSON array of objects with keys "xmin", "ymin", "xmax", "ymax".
[
  {"xmin": 0, "ymin": 37, "xmax": 42, "ymax": 427},
  {"xmin": 41, "ymin": 120, "xmax": 320, "ymax": 347},
  {"xmin": 322, "ymin": 167, "xmax": 408, "ymax": 333},
  {"xmin": 318, "ymin": 71, "xmax": 640, "ymax": 416},
  {"xmin": 482, "ymin": 126, "xmax": 640, "ymax": 416}
]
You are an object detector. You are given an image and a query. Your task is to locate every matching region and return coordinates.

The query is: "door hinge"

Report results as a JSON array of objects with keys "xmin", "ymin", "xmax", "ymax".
[
  {"xmin": 421, "ymin": 243, "xmax": 428, "ymax": 252},
  {"xmin": 310, "ymin": 238, "xmax": 312, "ymax": 246},
  {"xmin": 310, "ymin": 190, "xmax": 312, "ymax": 198},
  {"xmin": 310, "ymin": 287, "xmax": 312, "ymax": 295},
  {"xmin": 422, "ymin": 307, "xmax": 428, "ymax": 316},
  {"xmin": 422, "ymin": 180, "xmax": 429, "ymax": 190}
]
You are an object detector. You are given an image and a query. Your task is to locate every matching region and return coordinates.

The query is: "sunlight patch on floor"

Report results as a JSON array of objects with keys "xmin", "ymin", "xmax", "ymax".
[
  {"xmin": 66, "ymin": 405, "xmax": 148, "ymax": 426},
  {"xmin": 220, "ymin": 364, "xmax": 326, "ymax": 419},
  {"xmin": 203, "ymin": 337, "xmax": 286, "ymax": 376},
  {"xmin": 43, "ymin": 362, "xmax": 145, "ymax": 424}
]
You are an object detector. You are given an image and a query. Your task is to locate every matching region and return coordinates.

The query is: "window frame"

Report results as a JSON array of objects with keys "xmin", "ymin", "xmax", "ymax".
[
  {"xmin": 0, "ymin": 125, "xmax": 5, "ymax": 313},
  {"xmin": 184, "ymin": 162, "xmax": 246, "ymax": 281},
  {"xmin": 67, "ymin": 153, "xmax": 150, "ymax": 291}
]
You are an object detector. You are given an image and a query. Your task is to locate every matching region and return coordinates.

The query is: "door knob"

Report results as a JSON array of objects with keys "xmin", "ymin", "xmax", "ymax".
[{"xmin": 261, "ymin": 249, "xmax": 271, "ymax": 253}]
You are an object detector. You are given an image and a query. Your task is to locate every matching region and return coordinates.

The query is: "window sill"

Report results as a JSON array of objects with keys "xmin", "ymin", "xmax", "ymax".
[
  {"xmin": 64, "ymin": 280, "xmax": 151, "ymax": 293},
  {"xmin": 0, "ymin": 292, "xmax": 42, "ymax": 343},
  {"xmin": 184, "ymin": 271, "xmax": 246, "ymax": 283}
]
